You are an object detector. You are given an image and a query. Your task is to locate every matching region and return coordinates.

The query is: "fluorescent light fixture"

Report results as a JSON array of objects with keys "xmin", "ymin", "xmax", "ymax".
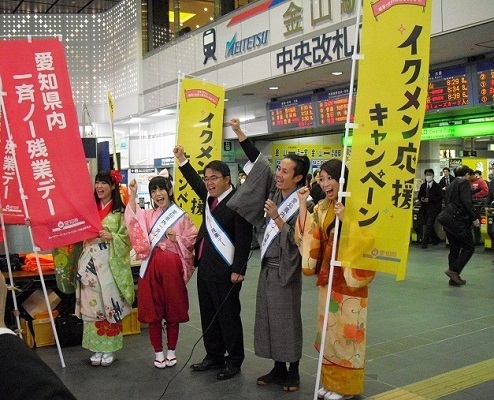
[
  {"xmin": 152, "ymin": 109, "xmax": 175, "ymax": 117},
  {"xmin": 269, "ymin": 86, "xmax": 279, "ymax": 90},
  {"xmin": 239, "ymin": 115, "xmax": 255, "ymax": 122},
  {"xmin": 168, "ymin": 11, "xmax": 196, "ymax": 23},
  {"xmin": 332, "ymin": 71, "xmax": 343, "ymax": 76}
]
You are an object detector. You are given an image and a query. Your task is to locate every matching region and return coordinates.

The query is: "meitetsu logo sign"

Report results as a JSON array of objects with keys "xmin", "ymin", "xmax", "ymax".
[{"xmin": 225, "ymin": 30, "xmax": 269, "ymax": 58}]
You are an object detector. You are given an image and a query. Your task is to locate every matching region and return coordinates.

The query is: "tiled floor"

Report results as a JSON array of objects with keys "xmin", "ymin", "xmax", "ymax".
[{"xmin": 35, "ymin": 242, "xmax": 494, "ymax": 400}]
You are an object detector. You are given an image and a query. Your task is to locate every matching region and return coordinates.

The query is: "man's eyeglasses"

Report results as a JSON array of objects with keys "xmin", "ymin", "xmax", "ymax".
[{"xmin": 203, "ymin": 175, "xmax": 222, "ymax": 183}]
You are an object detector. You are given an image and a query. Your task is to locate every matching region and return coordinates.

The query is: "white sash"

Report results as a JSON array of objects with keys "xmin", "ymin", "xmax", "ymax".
[
  {"xmin": 205, "ymin": 196, "xmax": 235, "ymax": 265},
  {"xmin": 260, "ymin": 189, "xmax": 299, "ymax": 260},
  {"xmin": 139, "ymin": 203, "xmax": 185, "ymax": 278}
]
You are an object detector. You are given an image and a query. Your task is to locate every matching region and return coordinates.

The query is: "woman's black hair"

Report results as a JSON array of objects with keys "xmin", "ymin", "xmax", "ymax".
[
  {"xmin": 319, "ymin": 159, "xmax": 349, "ymax": 238},
  {"xmin": 148, "ymin": 176, "xmax": 174, "ymax": 209},
  {"xmin": 94, "ymin": 170, "xmax": 125, "ymax": 213}
]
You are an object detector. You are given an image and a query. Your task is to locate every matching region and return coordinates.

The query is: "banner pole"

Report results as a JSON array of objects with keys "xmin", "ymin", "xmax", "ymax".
[
  {"xmin": 312, "ymin": 1, "xmax": 363, "ymax": 398},
  {"xmin": 0, "ymin": 211, "xmax": 23, "ymax": 339},
  {"xmin": 173, "ymin": 70, "xmax": 184, "ymax": 182},
  {"xmin": 107, "ymin": 91, "xmax": 119, "ymax": 171},
  {"xmin": 0, "ymin": 74, "xmax": 66, "ymax": 368}
]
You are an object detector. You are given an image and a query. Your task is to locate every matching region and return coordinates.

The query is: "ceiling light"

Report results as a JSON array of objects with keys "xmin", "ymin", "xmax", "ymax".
[
  {"xmin": 332, "ymin": 71, "xmax": 343, "ymax": 76},
  {"xmin": 269, "ymin": 86, "xmax": 279, "ymax": 90},
  {"xmin": 204, "ymin": 7, "xmax": 208, "ymax": 11}
]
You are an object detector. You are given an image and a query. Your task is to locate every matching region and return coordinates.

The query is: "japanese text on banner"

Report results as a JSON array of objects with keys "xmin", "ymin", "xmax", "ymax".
[
  {"xmin": 339, "ymin": 0, "xmax": 433, "ymax": 280},
  {"xmin": 175, "ymin": 76, "xmax": 225, "ymax": 228},
  {"xmin": 0, "ymin": 38, "xmax": 102, "ymax": 249}
]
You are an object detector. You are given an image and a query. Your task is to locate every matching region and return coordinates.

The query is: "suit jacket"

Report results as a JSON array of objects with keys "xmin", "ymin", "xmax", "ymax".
[
  {"xmin": 0, "ymin": 332, "xmax": 76, "ymax": 400},
  {"xmin": 444, "ymin": 178, "xmax": 478, "ymax": 223},
  {"xmin": 439, "ymin": 175, "xmax": 455, "ymax": 190},
  {"xmin": 179, "ymin": 161, "xmax": 252, "ymax": 282},
  {"xmin": 418, "ymin": 180, "xmax": 443, "ymax": 215}
]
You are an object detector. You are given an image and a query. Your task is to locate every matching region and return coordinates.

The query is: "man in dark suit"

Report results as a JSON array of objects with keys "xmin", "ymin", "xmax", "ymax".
[
  {"xmin": 173, "ymin": 145, "xmax": 252, "ymax": 381},
  {"xmin": 0, "ymin": 274, "xmax": 76, "ymax": 400},
  {"xmin": 439, "ymin": 167, "xmax": 455, "ymax": 193},
  {"xmin": 418, "ymin": 168, "xmax": 443, "ymax": 248}
]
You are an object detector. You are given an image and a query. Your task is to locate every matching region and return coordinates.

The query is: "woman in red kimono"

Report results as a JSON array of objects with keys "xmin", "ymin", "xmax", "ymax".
[{"xmin": 125, "ymin": 176, "xmax": 197, "ymax": 368}]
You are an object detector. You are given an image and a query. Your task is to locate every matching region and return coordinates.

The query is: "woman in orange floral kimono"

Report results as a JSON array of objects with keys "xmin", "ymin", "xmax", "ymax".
[{"xmin": 295, "ymin": 160, "xmax": 375, "ymax": 400}]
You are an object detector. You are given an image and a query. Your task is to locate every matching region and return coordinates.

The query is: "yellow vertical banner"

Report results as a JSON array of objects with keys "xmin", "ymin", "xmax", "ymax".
[
  {"xmin": 107, "ymin": 91, "xmax": 118, "ymax": 170},
  {"xmin": 339, "ymin": 0, "xmax": 433, "ymax": 280},
  {"xmin": 175, "ymin": 76, "xmax": 225, "ymax": 227}
]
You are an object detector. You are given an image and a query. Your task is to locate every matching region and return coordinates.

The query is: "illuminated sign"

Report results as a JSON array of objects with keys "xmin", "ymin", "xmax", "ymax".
[
  {"xmin": 475, "ymin": 59, "xmax": 494, "ymax": 105},
  {"xmin": 316, "ymin": 88, "xmax": 355, "ymax": 125},
  {"xmin": 426, "ymin": 66, "xmax": 470, "ymax": 111},
  {"xmin": 421, "ymin": 121, "xmax": 494, "ymax": 140},
  {"xmin": 267, "ymin": 95, "xmax": 314, "ymax": 132}
]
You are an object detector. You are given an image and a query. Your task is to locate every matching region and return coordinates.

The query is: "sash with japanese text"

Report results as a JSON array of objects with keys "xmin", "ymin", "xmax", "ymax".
[
  {"xmin": 0, "ymin": 38, "xmax": 102, "ymax": 249},
  {"xmin": 175, "ymin": 76, "xmax": 225, "ymax": 228},
  {"xmin": 339, "ymin": 0, "xmax": 432, "ymax": 280}
]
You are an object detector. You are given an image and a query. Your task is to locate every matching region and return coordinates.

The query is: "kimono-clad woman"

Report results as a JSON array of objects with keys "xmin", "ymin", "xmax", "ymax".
[
  {"xmin": 125, "ymin": 176, "xmax": 197, "ymax": 368},
  {"xmin": 295, "ymin": 160, "xmax": 375, "ymax": 400},
  {"xmin": 76, "ymin": 170, "xmax": 135, "ymax": 367}
]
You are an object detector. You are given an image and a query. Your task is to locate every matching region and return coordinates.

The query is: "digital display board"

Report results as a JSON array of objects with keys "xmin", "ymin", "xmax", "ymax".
[
  {"xmin": 266, "ymin": 59, "xmax": 494, "ymax": 134},
  {"xmin": 475, "ymin": 59, "xmax": 494, "ymax": 105},
  {"xmin": 267, "ymin": 95, "xmax": 314, "ymax": 132},
  {"xmin": 426, "ymin": 66, "xmax": 470, "ymax": 111},
  {"xmin": 315, "ymin": 88, "xmax": 355, "ymax": 125}
]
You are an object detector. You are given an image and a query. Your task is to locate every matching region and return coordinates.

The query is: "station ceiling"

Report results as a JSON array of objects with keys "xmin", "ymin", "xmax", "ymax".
[{"xmin": 0, "ymin": 0, "xmax": 120, "ymax": 14}]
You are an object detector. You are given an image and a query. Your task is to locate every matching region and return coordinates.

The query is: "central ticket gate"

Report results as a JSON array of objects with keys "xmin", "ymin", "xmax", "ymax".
[
  {"xmin": 411, "ymin": 200, "xmax": 446, "ymax": 244},
  {"xmin": 485, "ymin": 205, "xmax": 494, "ymax": 249}
]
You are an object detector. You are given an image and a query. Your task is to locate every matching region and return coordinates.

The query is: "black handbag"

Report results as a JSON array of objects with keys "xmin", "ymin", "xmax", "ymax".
[
  {"xmin": 0, "ymin": 254, "xmax": 23, "ymax": 272},
  {"xmin": 55, "ymin": 314, "xmax": 83, "ymax": 347},
  {"xmin": 437, "ymin": 202, "xmax": 470, "ymax": 233}
]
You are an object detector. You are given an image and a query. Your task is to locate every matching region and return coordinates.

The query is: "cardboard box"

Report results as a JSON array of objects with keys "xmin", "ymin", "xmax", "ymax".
[{"xmin": 21, "ymin": 289, "xmax": 61, "ymax": 319}]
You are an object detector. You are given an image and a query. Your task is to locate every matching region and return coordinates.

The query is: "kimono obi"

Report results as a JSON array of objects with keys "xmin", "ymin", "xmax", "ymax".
[
  {"xmin": 262, "ymin": 257, "xmax": 280, "ymax": 269},
  {"xmin": 85, "ymin": 237, "xmax": 108, "ymax": 249}
]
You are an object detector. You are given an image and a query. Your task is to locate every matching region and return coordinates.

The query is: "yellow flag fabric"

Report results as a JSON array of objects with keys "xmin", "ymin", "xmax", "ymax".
[
  {"xmin": 339, "ymin": 0, "xmax": 432, "ymax": 280},
  {"xmin": 107, "ymin": 91, "xmax": 114, "ymax": 122},
  {"xmin": 175, "ymin": 76, "xmax": 225, "ymax": 227}
]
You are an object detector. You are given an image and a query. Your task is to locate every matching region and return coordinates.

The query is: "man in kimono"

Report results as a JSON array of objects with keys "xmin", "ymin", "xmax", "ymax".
[
  {"xmin": 173, "ymin": 145, "xmax": 252, "ymax": 381},
  {"xmin": 227, "ymin": 118, "xmax": 310, "ymax": 392}
]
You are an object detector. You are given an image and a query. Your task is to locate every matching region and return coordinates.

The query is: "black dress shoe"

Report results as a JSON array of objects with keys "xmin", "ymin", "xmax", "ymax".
[
  {"xmin": 217, "ymin": 364, "xmax": 240, "ymax": 380},
  {"xmin": 190, "ymin": 358, "xmax": 225, "ymax": 371}
]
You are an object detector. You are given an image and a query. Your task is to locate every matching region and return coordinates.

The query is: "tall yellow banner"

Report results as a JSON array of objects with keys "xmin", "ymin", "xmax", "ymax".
[
  {"xmin": 339, "ymin": 0, "xmax": 432, "ymax": 280},
  {"xmin": 175, "ymin": 76, "xmax": 225, "ymax": 227}
]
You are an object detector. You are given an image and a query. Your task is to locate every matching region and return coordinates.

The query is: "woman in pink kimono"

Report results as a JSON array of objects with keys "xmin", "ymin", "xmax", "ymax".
[
  {"xmin": 295, "ymin": 160, "xmax": 375, "ymax": 400},
  {"xmin": 125, "ymin": 176, "xmax": 197, "ymax": 368}
]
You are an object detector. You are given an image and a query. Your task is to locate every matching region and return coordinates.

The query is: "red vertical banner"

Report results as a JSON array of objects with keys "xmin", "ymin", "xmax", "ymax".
[
  {"xmin": 0, "ymin": 38, "xmax": 102, "ymax": 249},
  {"xmin": 0, "ymin": 118, "xmax": 26, "ymax": 224}
]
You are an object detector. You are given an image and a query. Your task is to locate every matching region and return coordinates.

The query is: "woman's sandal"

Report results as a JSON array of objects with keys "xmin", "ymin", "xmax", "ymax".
[
  {"xmin": 154, "ymin": 359, "xmax": 167, "ymax": 369},
  {"xmin": 165, "ymin": 357, "xmax": 177, "ymax": 367}
]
